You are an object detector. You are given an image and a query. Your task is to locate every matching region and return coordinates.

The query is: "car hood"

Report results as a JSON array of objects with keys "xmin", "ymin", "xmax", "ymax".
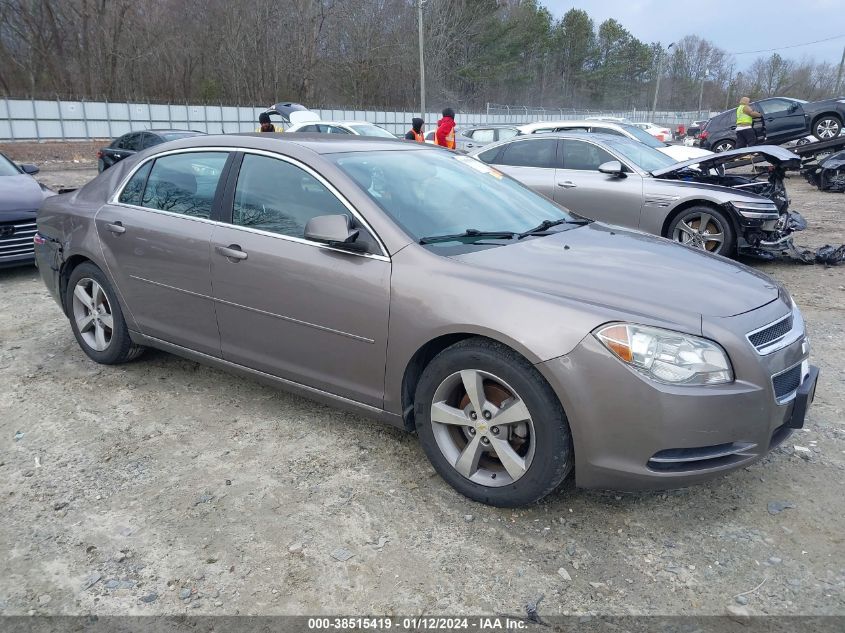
[
  {"xmin": 0, "ymin": 174, "xmax": 48, "ymax": 214},
  {"xmin": 657, "ymin": 145, "xmax": 713, "ymax": 161},
  {"xmin": 450, "ymin": 223, "xmax": 779, "ymax": 319},
  {"xmin": 652, "ymin": 145, "xmax": 800, "ymax": 176}
]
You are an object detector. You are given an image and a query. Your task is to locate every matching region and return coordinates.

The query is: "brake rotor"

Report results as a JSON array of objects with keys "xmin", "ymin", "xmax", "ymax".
[
  {"xmin": 458, "ymin": 381, "xmax": 529, "ymax": 444},
  {"xmin": 689, "ymin": 218, "xmax": 720, "ymax": 251}
]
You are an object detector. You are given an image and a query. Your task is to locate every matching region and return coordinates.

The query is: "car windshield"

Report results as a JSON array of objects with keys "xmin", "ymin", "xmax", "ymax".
[
  {"xmin": 331, "ymin": 150, "xmax": 574, "ymax": 245},
  {"xmin": 0, "ymin": 153, "xmax": 21, "ymax": 176},
  {"xmin": 603, "ymin": 138, "xmax": 678, "ymax": 172},
  {"xmin": 618, "ymin": 124, "xmax": 664, "ymax": 147},
  {"xmin": 348, "ymin": 124, "xmax": 396, "ymax": 138},
  {"xmin": 161, "ymin": 132, "xmax": 200, "ymax": 141}
]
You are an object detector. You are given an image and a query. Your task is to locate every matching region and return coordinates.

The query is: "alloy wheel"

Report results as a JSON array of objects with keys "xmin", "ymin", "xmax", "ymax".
[
  {"xmin": 816, "ymin": 119, "xmax": 841, "ymax": 140},
  {"xmin": 713, "ymin": 141, "xmax": 734, "ymax": 153},
  {"xmin": 71, "ymin": 277, "xmax": 114, "ymax": 352},
  {"xmin": 430, "ymin": 369, "xmax": 535, "ymax": 487},
  {"xmin": 672, "ymin": 212, "xmax": 726, "ymax": 253}
]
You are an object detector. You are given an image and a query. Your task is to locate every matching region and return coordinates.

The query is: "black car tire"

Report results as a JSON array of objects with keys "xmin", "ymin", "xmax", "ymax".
[
  {"xmin": 65, "ymin": 262, "xmax": 145, "ymax": 365},
  {"xmin": 712, "ymin": 139, "xmax": 735, "ymax": 153},
  {"xmin": 414, "ymin": 337, "xmax": 573, "ymax": 507},
  {"xmin": 667, "ymin": 205, "xmax": 736, "ymax": 257},
  {"xmin": 813, "ymin": 115, "xmax": 842, "ymax": 141}
]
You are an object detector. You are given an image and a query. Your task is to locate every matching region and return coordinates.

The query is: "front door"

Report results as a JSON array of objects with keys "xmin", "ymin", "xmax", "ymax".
[
  {"xmin": 489, "ymin": 137, "xmax": 559, "ymax": 200},
  {"xmin": 95, "ymin": 150, "xmax": 231, "ymax": 356},
  {"xmin": 755, "ymin": 98, "xmax": 806, "ymax": 142},
  {"xmin": 553, "ymin": 139, "xmax": 644, "ymax": 229},
  {"xmin": 210, "ymin": 152, "xmax": 391, "ymax": 407}
]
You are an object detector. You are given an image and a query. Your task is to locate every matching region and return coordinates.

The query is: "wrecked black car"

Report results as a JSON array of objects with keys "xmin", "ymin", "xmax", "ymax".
[
  {"xmin": 651, "ymin": 145, "xmax": 802, "ymax": 257},
  {"xmin": 804, "ymin": 149, "xmax": 845, "ymax": 192}
]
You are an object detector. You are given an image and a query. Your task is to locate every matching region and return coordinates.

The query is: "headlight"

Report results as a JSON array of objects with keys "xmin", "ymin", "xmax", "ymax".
[
  {"xmin": 595, "ymin": 323, "xmax": 733, "ymax": 385},
  {"xmin": 729, "ymin": 200, "xmax": 779, "ymax": 219}
]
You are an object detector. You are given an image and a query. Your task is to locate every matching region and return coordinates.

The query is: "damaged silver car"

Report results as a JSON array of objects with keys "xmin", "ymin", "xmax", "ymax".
[{"xmin": 471, "ymin": 134, "xmax": 801, "ymax": 258}]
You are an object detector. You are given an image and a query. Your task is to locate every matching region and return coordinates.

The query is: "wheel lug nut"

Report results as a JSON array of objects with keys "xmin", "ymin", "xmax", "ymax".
[
  {"xmin": 481, "ymin": 437, "xmax": 490, "ymax": 445},
  {"xmin": 467, "ymin": 427, "xmax": 476, "ymax": 435},
  {"xmin": 491, "ymin": 426, "xmax": 499, "ymax": 435},
  {"xmin": 470, "ymin": 411, "xmax": 477, "ymax": 420},
  {"xmin": 483, "ymin": 410, "xmax": 491, "ymax": 420}
]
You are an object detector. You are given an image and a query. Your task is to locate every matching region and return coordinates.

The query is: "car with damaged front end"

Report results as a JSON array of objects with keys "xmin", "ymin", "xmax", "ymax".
[
  {"xmin": 472, "ymin": 135, "xmax": 802, "ymax": 259},
  {"xmin": 34, "ymin": 134, "xmax": 818, "ymax": 506}
]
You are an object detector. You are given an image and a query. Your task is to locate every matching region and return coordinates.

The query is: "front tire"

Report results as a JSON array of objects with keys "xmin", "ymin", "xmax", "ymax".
[
  {"xmin": 414, "ymin": 338, "xmax": 573, "ymax": 507},
  {"xmin": 813, "ymin": 115, "xmax": 842, "ymax": 141},
  {"xmin": 66, "ymin": 262, "xmax": 144, "ymax": 364},
  {"xmin": 668, "ymin": 206, "xmax": 736, "ymax": 257},
  {"xmin": 713, "ymin": 140, "xmax": 735, "ymax": 152}
]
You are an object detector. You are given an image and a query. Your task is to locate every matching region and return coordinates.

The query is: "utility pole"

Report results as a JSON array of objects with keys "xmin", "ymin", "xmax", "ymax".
[
  {"xmin": 835, "ymin": 45, "xmax": 845, "ymax": 96},
  {"xmin": 651, "ymin": 42, "xmax": 674, "ymax": 120},
  {"xmin": 418, "ymin": 0, "xmax": 426, "ymax": 118},
  {"xmin": 698, "ymin": 69, "xmax": 709, "ymax": 120}
]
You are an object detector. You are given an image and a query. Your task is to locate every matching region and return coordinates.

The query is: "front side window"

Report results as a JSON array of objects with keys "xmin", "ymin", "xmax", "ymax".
[
  {"xmin": 348, "ymin": 124, "xmax": 396, "ymax": 138},
  {"xmin": 322, "ymin": 125, "xmax": 352, "ymax": 135},
  {"xmin": 561, "ymin": 140, "xmax": 616, "ymax": 171},
  {"xmin": 603, "ymin": 138, "xmax": 676, "ymax": 172},
  {"xmin": 498, "ymin": 139, "xmax": 557, "ymax": 168},
  {"xmin": 299, "ymin": 124, "xmax": 320, "ymax": 133},
  {"xmin": 140, "ymin": 152, "xmax": 228, "ymax": 218},
  {"xmin": 497, "ymin": 128, "xmax": 518, "ymax": 141},
  {"xmin": 232, "ymin": 154, "xmax": 349, "ymax": 238},
  {"xmin": 758, "ymin": 99, "xmax": 796, "ymax": 115}
]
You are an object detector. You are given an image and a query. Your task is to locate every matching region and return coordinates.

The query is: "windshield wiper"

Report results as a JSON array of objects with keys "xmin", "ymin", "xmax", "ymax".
[
  {"xmin": 418, "ymin": 229, "xmax": 516, "ymax": 245},
  {"xmin": 517, "ymin": 218, "xmax": 588, "ymax": 239}
]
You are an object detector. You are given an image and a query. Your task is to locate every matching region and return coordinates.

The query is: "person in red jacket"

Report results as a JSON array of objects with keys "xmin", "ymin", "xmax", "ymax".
[{"xmin": 434, "ymin": 107, "xmax": 456, "ymax": 149}]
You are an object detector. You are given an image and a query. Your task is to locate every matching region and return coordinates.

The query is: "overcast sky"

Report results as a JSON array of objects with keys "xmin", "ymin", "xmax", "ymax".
[{"xmin": 542, "ymin": 0, "xmax": 845, "ymax": 68}]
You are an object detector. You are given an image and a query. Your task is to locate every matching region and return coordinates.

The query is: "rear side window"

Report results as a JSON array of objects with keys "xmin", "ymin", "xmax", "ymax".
[
  {"xmin": 118, "ymin": 161, "xmax": 153, "ymax": 206},
  {"xmin": 497, "ymin": 128, "xmax": 518, "ymax": 141},
  {"xmin": 498, "ymin": 139, "xmax": 557, "ymax": 168},
  {"xmin": 299, "ymin": 124, "xmax": 320, "ymax": 132},
  {"xmin": 231, "ymin": 154, "xmax": 348, "ymax": 238},
  {"xmin": 140, "ymin": 152, "xmax": 228, "ymax": 218},
  {"xmin": 470, "ymin": 129, "xmax": 495, "ymax": 143},
  {"xmin": 476, "ymin": 146, "xmax": 501, "ymax": 164}
]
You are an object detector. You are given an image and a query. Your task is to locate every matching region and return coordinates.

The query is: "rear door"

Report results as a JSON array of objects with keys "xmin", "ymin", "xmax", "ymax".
[
  {"xmin": 485, "ymin": 137, "xmax": 558, "ymax": 199},
  {"xmin": 95, "ymin": 150, "xmax": 232, "ymax": 356},
  {"xmin": 756, "ymin": 98, "xmax": 806, "ymax": 142},
  {"xmin": 209, "ymin": 151, "xmax": 391, "ymax": 407},
  {"xmin": 554, "ymin": 139, "xmax": 644, "ymax": 228}
]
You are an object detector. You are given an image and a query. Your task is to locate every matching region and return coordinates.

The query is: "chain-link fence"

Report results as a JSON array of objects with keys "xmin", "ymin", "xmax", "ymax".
[{"xmin": 0, "ymin": 96, "xmax": 717, "ymax": 141}]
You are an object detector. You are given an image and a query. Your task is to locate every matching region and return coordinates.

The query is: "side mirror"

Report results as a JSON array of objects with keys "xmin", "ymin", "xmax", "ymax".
[
  {"xmin": 304, "ymin": 214, "xmax": 367, "ymax": 252},
  {"xmin": 20, "ymin": 163, "xmax": 39, "ymax": 175},
  {"xmin": 598, "ymin": 160, "xmax": 625, "ymax": 177}
]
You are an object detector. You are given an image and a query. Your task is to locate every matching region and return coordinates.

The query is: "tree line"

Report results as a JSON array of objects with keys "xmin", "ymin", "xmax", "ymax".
[{"xmin": 0, "ymin": 0, "xmax": 840, "ymax": 115}]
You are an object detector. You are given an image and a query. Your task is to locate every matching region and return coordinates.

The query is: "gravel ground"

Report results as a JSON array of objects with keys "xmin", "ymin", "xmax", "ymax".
[{"xmin": 0, "ymin": 156, "xmax": 843, "ymax": 619}]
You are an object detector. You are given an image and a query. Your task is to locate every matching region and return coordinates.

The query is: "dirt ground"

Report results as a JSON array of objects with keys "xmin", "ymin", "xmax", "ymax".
[{"xmin": 0, "ymin": 147, "xmax": 843, "ymax": 620}]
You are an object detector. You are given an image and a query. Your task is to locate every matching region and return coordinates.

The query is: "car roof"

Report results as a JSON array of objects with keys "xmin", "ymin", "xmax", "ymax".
[
  {"xmin": 294, "ymin": 121, "xmax": 381, "ymax": 126},
  {"xmin": 121, "ymin": 129, "xmax": 203, "ymax": 136},
  {"xmin": 518, "ymin": 119, "xmax": 628, "ymax": 130},
  {"xmin": 157, "ymin": 133, "xmax": 434, "ymax": 155}
]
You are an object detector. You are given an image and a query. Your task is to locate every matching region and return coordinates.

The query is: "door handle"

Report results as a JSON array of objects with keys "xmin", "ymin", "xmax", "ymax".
[
  {"xmin": 557, "ymin": 181, "xmax": 577, "ymax": 188},
  {"xmin": 765, "ymin": 117, "xmax": 774, "ymax": 122},
  {"xmin": 216, "ymin": 244, "xmax": 248, "ymax": 261},
  {"xmin": 106, "ymin": 221, "xmax": 126, "ymax": 234}
]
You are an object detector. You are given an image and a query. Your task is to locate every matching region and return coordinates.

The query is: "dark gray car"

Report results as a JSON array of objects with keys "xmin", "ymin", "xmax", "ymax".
[{"xmin": 34, "ymin": 135, "xmax": 818, "ymax": 506}]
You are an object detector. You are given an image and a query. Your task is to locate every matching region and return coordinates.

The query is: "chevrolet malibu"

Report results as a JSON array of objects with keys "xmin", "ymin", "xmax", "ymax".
[{"xmin": 34, "ymin": 135, "xmax": 818, "ymax": 506}]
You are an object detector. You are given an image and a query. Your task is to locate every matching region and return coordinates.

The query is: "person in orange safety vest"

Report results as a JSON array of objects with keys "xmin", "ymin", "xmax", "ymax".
[
  {"xmin": 434, "ymin": 107, "xmax": 456, "ymax": 149},
  {"xmin": 405, "ymin": 117, "xmax": 425, "ymax": 142}
]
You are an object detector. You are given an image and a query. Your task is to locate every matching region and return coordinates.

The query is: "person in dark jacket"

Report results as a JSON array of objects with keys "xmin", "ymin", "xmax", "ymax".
[
  {"xmin": 405, "ymin": 117, "xmax": 425, "ymax": 142},
  {"xmin": 434, "ymin": 108, "xmax": 456, "ymax": 149},
  {"xmin": 256, "ymin": 112, "xmax": 280, "ymax": 133}
]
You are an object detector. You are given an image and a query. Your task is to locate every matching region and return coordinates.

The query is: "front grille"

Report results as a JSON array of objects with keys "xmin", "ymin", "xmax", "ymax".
[
  {"xmin": 772, "ymin": 365, "xmax": 802, "ymax": 401},
  {"xmin": 0, "ymin": 220, "xmax": 37, "ymax": 261},
  {"xmin": 748, "ymin": 315, "xmax": 793, "ymax": 351}
]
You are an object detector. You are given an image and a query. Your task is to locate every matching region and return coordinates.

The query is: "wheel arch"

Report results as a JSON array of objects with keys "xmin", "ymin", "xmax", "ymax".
[
  {"xmin": 811, "ymin": 111, "xmax": 843, "ymax": 131},
  {"xmin": 400, "ymin": 332, "xmax": 542, "ymax": 432},
  {"xmin": 59, "ymin": 253, "xmax": 97, "ymax": 316}
]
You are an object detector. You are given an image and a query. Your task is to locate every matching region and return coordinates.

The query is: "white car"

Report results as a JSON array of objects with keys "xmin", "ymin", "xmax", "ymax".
[
  {"xmin": 286, "ymin": 120, "xmax": 397, "ymax": 138},
  {"xmin": 632, "ymin": 121, "xmax": 672, "ymax": 143},
  {"xmin": 516, "ymin": 120, "xmax": 712, "ymax": 162}
]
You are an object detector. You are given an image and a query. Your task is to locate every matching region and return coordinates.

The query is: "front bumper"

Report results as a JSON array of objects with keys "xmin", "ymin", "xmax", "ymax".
[{"xmin": 536, "ymin": 316, "xmax": 817, "ymax": 491}]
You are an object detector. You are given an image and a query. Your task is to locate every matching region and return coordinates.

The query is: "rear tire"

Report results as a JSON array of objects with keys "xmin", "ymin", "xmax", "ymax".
[
  {"xmin": 813, "ymin": 115, "xmax": 842, "ymax": 141},
  {"xmin": 713, "ymin": 140, "xmax": 735, "ymax": 152},
  {"xmin": 65, "ymin": 262, "xmax": 144, "ymax": 365},
  {"xmin": 667, "ymin": 205, "xmax": 736, "ymax": 257},
  {"xmin": 414, "ymin": 337, "xmax": 573, "ymax": 507}
]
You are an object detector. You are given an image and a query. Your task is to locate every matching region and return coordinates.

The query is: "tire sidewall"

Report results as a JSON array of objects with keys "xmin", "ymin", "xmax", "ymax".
[
  {"xmin": 668, "ymin": 206, "xmax": 736, "ymax": 257},
  {"xmin": 415, "ymin": 341, "xmax": 572, "ymax": 507},
  {"xmin": 65, "ymin": 262, "xmax": 133, "ymax": 364}
]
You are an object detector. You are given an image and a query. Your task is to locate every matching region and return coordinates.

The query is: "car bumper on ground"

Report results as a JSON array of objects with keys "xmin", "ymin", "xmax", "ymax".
[{"xmin": 537, "ymin": 327, "xmax": 818, "ymax": 491}]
